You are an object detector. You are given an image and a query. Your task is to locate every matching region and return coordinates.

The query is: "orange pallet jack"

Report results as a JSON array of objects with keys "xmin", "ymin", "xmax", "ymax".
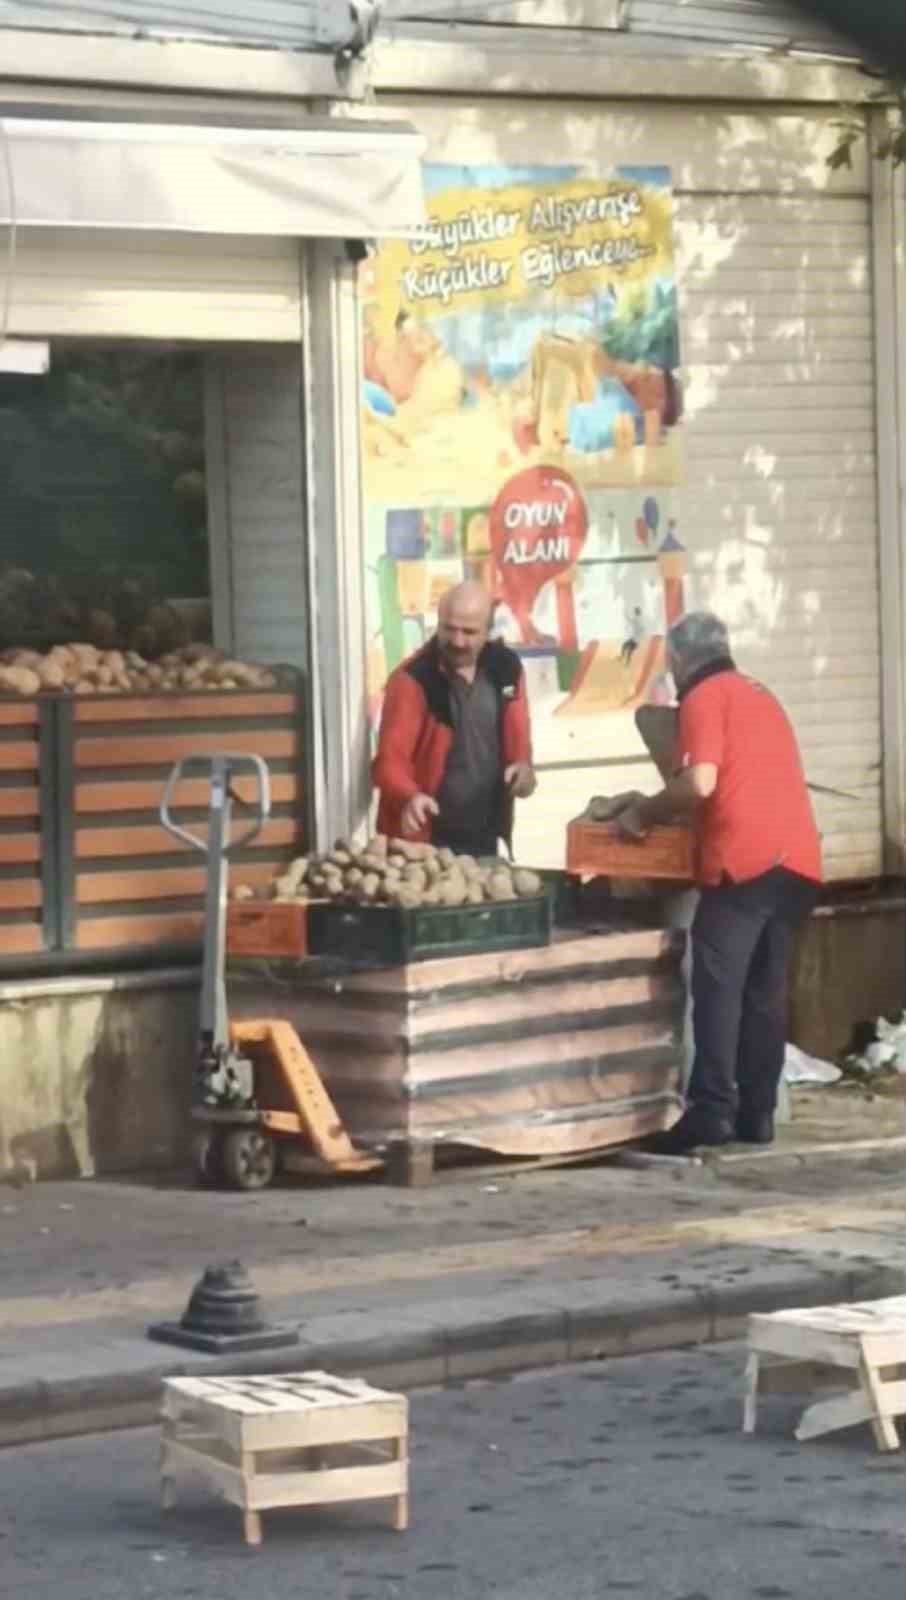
[{"xmin": 160, "ymin": 754, "xmax": 381, "ymax": 1191}]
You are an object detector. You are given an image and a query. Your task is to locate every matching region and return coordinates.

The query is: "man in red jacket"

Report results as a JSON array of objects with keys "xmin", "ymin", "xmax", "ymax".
[
  {"xmin": 616, "ymin": 611, "xmax": 821, "ymax": 1154},
  {"xmin": 373, "ymin": 581, "xmax": 536, "ymax": 856}
]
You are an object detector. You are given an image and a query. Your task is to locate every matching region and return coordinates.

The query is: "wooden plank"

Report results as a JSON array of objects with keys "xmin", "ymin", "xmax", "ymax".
[
  {"xmin": 0, "ymin": 787, "xmax": 39, "ymax": 819},
  {"xmin": 0, "ymin": 922, "xmax": 42, "ymax": 953},
  {"xmin": 411, "ymin": 1019, "xmax": 678, "ymax": 1084},
  {"xmin": 241, "ymin": 1402, "xmax": 405, "ymax": 1453},
  {"xmin": 0, "ymin": 701, "xmax": 39, "ymax": 726},
  {"xmin": 0, "ymin": 742, "xmax": 38, "ymax": 772},
  {"xmin": 408, "ymin": 972, "xmax": 680, "ymax": 1041},
  {"xmin": 794, "ymin": 1390, "xmax": 876, "ymax": 1442},
  {"xmin": 747, "ymin": 1322, "xmax": 862, "ymax": 1368},
  {"xmin": 75, "ymin": 692, "xmax": 296, "ymax": 724},
  {"xmin": 75, "ymin": 911, "xmax": 204, "ymax": 949},
  {"xmin": 0, "ymin": 879, "xmax": 41, "ymax": 910},
  {"xmin": 77, "ymin": 862, "xmax": 277, "ymax": 904},
  {"xmin": 76, "ymin": 818, "xmax": 298, "ymax": 859},
  {"xmin": 74, "ymin": 730, "xmax": 296, "ymax": 767},
  {"xmin": 330, "ymin": 928, "xmax": 678, "ymax": 997},
  {"xmin": 75, "ymin": 771, "xmax": 299, "ymax": 813},
  {"xmin": 0, "ymin": 833, "xmax": 40, "ymax": 864},
  {"xmin": 247, "ymin": 1460, "xmax": 406, "ymax": 1511}
]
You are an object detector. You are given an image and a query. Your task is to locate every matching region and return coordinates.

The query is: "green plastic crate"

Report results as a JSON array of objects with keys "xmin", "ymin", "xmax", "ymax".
[{"xmin": 307, "ymin": 892, "xmax": 551, "ymax": 966}]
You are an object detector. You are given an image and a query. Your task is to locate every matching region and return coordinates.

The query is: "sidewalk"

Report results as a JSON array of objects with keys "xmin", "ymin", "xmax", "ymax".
[{"xmin": 2, "ymin": 1087, "xmax": 906, "ymax": 1448}]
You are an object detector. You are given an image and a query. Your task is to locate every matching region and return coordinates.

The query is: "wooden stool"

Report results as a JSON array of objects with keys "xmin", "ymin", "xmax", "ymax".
[
  {"xmin": 744, "ymin": 1295, "xmax": 906, "ymax": 1452},
  {"xmin": 160, "ymin": 1371, "xmax": 408, "ymax": 1546}
]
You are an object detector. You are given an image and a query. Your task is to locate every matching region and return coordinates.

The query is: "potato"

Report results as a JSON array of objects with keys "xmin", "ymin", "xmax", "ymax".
[
  {"xmin": 37, "ymin": 660, "xmax": 66, "ymax": 690},
  {"xmin": 72, "ymin": 681, "xmax": 95, "ymax": 695},
  {"xmin": 360, "ymin": 873, "xmax": 381, "ymax": 901},
  {"xmin": 388, "ymin": 853, "xmax": 408, "ymax": 870},
  {"xmin": 436, "ymin": 847, "xmax": 456, "ymax": 869},
  {"xmin": 424, "ymin": 857, "xmax": 442, "ymax": 884},
  {"xmin": 392, "ymin": 886, "xmax": 422, "ymax": 910},
  {"xmin": 272, "ymin": 874, "xmax": 295, "ymax": 900},
  {"xmin": 282, "ymin": 857, "xmax": 308, "ymax": 896},
  {"xmin": 327, "ymin": 849, "xmax": 353, "ymax": 868},
  {"xmin": 513, "ymin": 869, "xmax": 543, "ymax": 898},
  {"xmin": 487, "ymin": 870, "xmax": 516, "ymax": 902},
  {"xmin": 466, "ymin": 882, "xmax": 485, "ymax": 905},
  {"xmin": 0, "ymin": 665, "xmax": 40, "ymax": 696},
  {"xmin": 370, "ymin": 835, "xmax": 389, "ymax": 860},
  {"xmin": 231, "ymin": 883, "xmax": 256, "ymax": 902},
  {"xmin": 420, "ymin": 886, "xmax": 440, "ymax": 906},
  {"xmin": 402, "ymin": 865, "xmax": 427, "ymax": 893},
  {"xmin": 437, "ymin": 879, "xmax": 465, "ymax": 907}
]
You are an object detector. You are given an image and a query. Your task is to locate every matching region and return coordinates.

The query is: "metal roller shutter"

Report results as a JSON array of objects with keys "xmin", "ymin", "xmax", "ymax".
[
  {"xmin": 674, "ymin": 189, "xmax": 879, "ymax": 882},
  {"xmin": 206, "ymin": 347, "xmax": 309, "ymax": 669},
  {"xmin": 0, "ymin": 227, "xmax": 302, "ymax": 342}
]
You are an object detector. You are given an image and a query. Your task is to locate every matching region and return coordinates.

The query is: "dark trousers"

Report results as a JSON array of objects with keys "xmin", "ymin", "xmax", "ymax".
[{"xmin": 688, "ymin": 870, "xmax": 816, "ymax": 1127}]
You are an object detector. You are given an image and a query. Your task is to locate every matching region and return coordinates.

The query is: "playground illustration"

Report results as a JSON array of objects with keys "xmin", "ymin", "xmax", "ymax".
[{"xmin": 364, "ymin": 483, "xmax": 688, "ymax": 767}]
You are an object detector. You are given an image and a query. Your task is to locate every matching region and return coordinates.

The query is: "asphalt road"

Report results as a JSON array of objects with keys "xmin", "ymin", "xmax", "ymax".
[{"xmin": 2, "ymin": 1346, "xmax": 904, "ymax": 1600}]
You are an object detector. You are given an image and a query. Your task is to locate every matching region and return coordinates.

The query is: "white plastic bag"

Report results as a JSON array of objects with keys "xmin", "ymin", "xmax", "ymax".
[{"xmin": 782, "ymin": 1043, "xmax": 842, "ymax": 1086}]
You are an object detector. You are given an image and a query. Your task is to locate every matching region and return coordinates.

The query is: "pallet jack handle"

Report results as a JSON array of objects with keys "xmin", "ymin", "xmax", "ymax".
[
  {"xmin": 160, "ymin": 754, "xmax": 271, "ymax": 855},
  {"xmin": 160, "ymin": 753, "xmax": 271, "ymax": 1056}
]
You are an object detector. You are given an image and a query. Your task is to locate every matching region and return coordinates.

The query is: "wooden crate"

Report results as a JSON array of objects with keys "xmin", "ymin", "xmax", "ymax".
[
  {"xmin": 745, "ymin": 1294, "xmax": 906, "ymax": 1452},
  {"xmin": 566, "ymin": 815, "xmax": 694, "ymax": 882},
  {"xmin": 0, "ymin": 699, "xmax": 43, "ymax": 956},
  {"xmin": 229, "ymin": 926, "xmax": 686, "ymax": 1172},
  {"xmin": 0, "ymin": 684, "xmax": 305, "ymax": 967},
  {"xmin": 161, "ymin": 1371, "xmax": 408, "ymax": 1546},
  {"xmin": 71, "ymin": 689, "xmax": 303, "ymax": 955},
  {"xmin": 227, "ymin": 900, "xmax": 308, "ymax": 960}
]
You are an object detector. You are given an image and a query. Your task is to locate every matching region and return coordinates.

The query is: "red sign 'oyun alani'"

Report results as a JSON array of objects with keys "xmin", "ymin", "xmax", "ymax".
[{"xmin": 489, "ymin": 466, "xmax": 588, "ymax": 642}]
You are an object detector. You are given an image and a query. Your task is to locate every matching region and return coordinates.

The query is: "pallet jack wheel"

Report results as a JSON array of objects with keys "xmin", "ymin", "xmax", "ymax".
[
  {"xmin": 221, "ymin": 1127, "xmax": 278, "ymax": 1191},
  {"xmin": 192, "ymin": 1126, "xmax": 226, "ymax": 1189}
]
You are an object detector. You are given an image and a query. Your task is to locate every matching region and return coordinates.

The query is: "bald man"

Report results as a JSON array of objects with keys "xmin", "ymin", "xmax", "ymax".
[{"xmin": 373, "ymin": 582, "xmax": 536, "ymax": 855}]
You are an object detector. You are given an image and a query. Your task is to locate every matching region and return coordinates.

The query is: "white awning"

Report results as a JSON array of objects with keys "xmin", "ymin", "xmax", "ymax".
[{"xmin": 0, "ymin": 117, "xmax": 426, "ymax": 238}]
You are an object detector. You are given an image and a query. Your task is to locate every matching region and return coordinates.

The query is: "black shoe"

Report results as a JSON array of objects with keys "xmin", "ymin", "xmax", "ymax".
[
  {"xmin": 639, "ymin": 1109, "xmax": 734, "ymax": 1156},
  {"xmin": 735, "ymin": 1112, "xmax": 774, "ymax": 1145}
]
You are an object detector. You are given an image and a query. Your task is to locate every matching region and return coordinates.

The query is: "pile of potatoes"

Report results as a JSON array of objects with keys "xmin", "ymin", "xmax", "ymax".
[
  {"xmin": 0, "ymin": 643, "xmax": 279, "ymax": 697},
  {"xmin": 262, "ymin": 836, "xmax": 544, "ymax": 911}
]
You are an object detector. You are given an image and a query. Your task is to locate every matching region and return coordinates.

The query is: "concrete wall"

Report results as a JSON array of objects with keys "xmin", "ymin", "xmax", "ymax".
[{"xmin": 0, "ymin": 972, "xmax": 198, "ymax": 1180}]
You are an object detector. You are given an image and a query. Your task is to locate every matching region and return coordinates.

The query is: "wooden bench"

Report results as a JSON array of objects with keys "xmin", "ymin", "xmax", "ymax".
[
  {"xmin": 160, "ymin": 1371, "xmax": 408, "ymax": 1546},
  {"xmin": 744, "ymin": 1295, "xmax": 906, "ymax": 1452}
]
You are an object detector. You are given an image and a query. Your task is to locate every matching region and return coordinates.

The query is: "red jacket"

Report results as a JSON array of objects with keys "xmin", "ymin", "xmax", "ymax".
[{"xmin": 372, "ymin": 637, "xmax": 533, "ymax": 846}]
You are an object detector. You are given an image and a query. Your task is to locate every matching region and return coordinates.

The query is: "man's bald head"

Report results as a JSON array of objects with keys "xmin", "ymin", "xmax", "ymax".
[{"xmin": 437, "ymin": 581, "xmax": 494, "ymax": 676}]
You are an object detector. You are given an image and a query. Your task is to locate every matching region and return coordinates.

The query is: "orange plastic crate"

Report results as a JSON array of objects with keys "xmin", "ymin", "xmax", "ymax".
[
  {"xmin": 566, "ymin": 817, "xmax": 695, "ymax": 882},
  {"xmin": 226, "ymin": 900, "xmax": 308, "ymax": 959}
]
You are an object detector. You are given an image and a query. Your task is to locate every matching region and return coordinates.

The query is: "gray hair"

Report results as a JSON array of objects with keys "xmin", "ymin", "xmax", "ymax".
[{"xmin": 666, "ymin": 611, "xmax": 731, "ymax": 676}]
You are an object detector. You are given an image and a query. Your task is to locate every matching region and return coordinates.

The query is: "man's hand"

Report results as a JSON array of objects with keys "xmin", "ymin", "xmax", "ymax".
[
  {"xmin": 614, "ymin": 801, "xmax": 649, "ymax": 842},
  {"xmin": 505, "ymin": 762, "xmax": 536, "ymax": 799},
  {"xmin": 401, "ymin": 792, "xmax": 439, "ymax": 836}
]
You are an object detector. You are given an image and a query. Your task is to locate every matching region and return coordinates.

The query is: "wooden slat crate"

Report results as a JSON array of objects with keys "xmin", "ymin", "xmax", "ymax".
[
  {"xmin": 0, "ymin": 684, "xmax": 305, "ymax": 968},
  {"xmin": 566, "ymin": 815, "xmax": 695, "ymax": 882},
  {"xmin": 226, "ymin": 901, "xmax": 309, "ymax": 960},
  {"xmin": 72, "ymin": 690, "xmax": 303, "ymax": 956},
  {"xmin": 229, "ymin": 926, "xmax": 685, "ymax": 1163},
  {"xmin": 0, "ymin": 700, "xmax": 44, "ymax": 956}
]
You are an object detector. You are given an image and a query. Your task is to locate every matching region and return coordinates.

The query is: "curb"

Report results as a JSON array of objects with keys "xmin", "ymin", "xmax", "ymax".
[{"xmin": 5, "ymin": 1260, "xmax": 904, "ymax": 1450}]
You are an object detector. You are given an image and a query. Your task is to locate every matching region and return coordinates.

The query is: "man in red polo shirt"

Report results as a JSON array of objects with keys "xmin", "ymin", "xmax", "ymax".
[{"xmin": 617, "ymin": 611, "xmax": 821, "ymax": 1153}]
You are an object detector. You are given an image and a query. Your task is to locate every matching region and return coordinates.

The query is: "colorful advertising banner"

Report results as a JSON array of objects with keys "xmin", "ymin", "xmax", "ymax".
[{"xmin": 361, "ymin": 161, "xmax": 688, "ymax": 832}]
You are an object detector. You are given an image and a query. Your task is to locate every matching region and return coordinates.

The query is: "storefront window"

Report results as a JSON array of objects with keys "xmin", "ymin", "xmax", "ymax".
[{"xmin": 0, "ymin": 346, "xmax": 210, "ymax": 655}]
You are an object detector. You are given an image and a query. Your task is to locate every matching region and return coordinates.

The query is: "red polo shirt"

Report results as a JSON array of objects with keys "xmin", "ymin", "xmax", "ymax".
[{"xmin": 676, "ymin": 669, "xmax": 821, "ymax": 887}]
